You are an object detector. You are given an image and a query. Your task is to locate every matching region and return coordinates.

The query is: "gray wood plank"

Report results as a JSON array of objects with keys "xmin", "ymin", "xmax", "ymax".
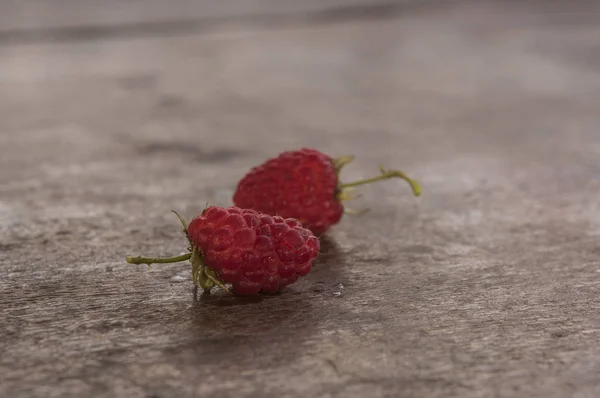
[
  {"xmin": 0, "ymin": 0, "xmax": 415, "ymax": 32},
  {"xmin": 1, "ymin": 1, "xmax": 600, "ymax": 397}
]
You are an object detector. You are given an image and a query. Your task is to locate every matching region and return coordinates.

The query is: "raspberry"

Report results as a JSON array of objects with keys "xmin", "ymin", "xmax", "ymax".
[
  {"xmin": 126, "ymin": 206, "xmax": 320, "ymax": 296},
  {"xmin": 233, "ymin": 148, "xmax": 422, "ymax": 235}
]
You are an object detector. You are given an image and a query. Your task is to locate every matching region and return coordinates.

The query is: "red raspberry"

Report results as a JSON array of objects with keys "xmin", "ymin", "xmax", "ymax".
[
  {"xmin": 233, "ymin": 148, "xmax": 422, "ymax": 235},
  {"xmin": 126, "ymin": 206, "xmax": 320, "ymax": 296}
]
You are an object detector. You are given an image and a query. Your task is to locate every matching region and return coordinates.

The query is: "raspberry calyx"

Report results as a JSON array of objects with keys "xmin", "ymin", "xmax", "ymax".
[{"xmin": 126, "ymin": 211, "xmax": 231, "ymax": 294}]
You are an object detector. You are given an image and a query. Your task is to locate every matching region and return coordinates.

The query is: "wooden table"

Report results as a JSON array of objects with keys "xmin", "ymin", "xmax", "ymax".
[{"xmin": 2, "ymin": 1, "xmax": 600, "ymax": 397}]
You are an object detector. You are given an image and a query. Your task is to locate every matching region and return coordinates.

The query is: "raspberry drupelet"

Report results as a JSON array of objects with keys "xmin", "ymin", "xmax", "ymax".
[
  {"xmin": 126, "ymin": 206, "xmax": 320, "ymax": 295},
  {"xmin": 233, "ymin": 148, "xmax": 422, "ymax": 235}
]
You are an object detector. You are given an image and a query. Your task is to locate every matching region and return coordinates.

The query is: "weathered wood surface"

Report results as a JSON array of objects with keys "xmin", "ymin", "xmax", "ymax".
[
  {"xmin": 0, "ymin": 0, "xmax": 418, "ymax": 43},
  {"xmin": 1, "ymin": 1, "xmax": 600, "ymax": 397}
]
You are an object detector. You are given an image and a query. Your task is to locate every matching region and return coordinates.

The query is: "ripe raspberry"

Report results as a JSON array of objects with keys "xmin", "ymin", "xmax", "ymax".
[
  {"xmin": 233, "ymin": 148, "xmax": 422, "ymax": 235},
  {"xmin": 126, "ymin": 206, "xmax": 320, "ymax": 296}
]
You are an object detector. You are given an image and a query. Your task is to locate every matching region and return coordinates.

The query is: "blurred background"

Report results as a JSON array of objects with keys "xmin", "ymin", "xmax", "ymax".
[
  {"xmin": 3, "ymin": 0, "xmax": 598, "ymax": 219},
  {"xmin": 2, "ymin": 1, "xmax": 600, "ymax": 397}
]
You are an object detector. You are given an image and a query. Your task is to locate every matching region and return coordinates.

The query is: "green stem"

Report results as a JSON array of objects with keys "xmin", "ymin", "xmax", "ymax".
[
  {"xmin": 126, "ymin": 252, "xmax": 192, "ymax": 265},
  {"xmin": 191, "ymin": 246, "xmax": 231, "ymax": 294},
  {"xmin": 190, "ymin": 246, "xmax": 202, "ymax": 287},
  {"xmin": 338, "ymin": 166, "xmax": 422, "ymax": 197},
  {"xmin": 199, "ymin": 269, "xmax": 216, "ymax": 292},
  {"xmin": 205, "ymin": 268, "xmax": 232, "ymax": 294},
  {"xmin": 171, "ymin": 210, "xmax": 192, "ymax": 247},
  {"xmin": 332, "ymin": 155, "xmax": 355, "ymax": 173}
]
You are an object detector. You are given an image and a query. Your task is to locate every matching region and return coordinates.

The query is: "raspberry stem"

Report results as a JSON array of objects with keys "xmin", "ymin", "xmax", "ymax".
[
  {"xmin": 332, "ymin": 155, "xmax": 355, "ymax": 173},
  {"xmin": 344, "ymin": 207, "xmax": 370, "ymax": 216},
  {"xmin": 126, "ymin": 252, "xmax": 192, "ymax": 265},
  {"xmin": 338, "ymin": 166, "xmax": 422, "ymax": 197},
  {"xmin": 125, "ymin": 210, "xmax": 231, "ymax": 295},
  {"xmin": 172, "ymin": 210, "xmax": 193, "ymax": 248}
]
